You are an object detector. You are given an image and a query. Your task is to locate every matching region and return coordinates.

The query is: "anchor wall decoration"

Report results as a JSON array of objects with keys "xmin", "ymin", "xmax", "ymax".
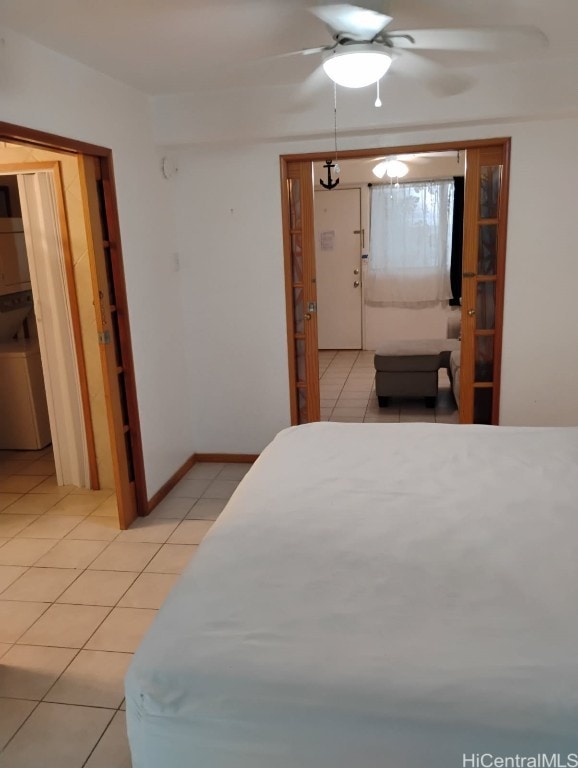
[{"xmin": 320, "ymin": 159, "xmax": 340, "ymax": 190}]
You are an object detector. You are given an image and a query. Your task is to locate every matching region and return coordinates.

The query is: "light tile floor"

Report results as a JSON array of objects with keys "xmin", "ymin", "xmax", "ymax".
[
  {"xmin": 319, "ymin": 349, "xmax": 459, "ymax": 424},
  {"xmin": 0, "ymin": 448, "xmax": 246, "ymax": 767}
]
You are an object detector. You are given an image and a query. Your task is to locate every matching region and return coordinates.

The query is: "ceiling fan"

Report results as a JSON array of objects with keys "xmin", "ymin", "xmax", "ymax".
[{"xmin": 288, "ymin": 3, "xmax": 548, "ymax": 94}]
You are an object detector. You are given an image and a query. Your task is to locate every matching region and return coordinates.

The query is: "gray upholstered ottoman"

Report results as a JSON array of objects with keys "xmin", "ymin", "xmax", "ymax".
[{"xmin": 374, "ymin": 339, "xmax": 460, "ymax": 408}]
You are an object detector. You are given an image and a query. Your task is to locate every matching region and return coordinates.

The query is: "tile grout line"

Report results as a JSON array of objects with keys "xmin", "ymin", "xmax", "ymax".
[
  {"xmin": 79, "ymin": 707, "xmax": 117, "ymax": 768},
  {"xmin": 0, "ymin": 534, "xmax": 166, "ymax": 746},
  {"xmin": 0, "ymin": 698, "xmax": 43, "ymax": 757}
]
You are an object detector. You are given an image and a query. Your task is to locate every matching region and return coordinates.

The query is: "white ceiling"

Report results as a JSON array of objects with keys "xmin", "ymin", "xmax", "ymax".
[{"xmin": 0, "ymin": 0, "xmax": 576, "ymax": 96}]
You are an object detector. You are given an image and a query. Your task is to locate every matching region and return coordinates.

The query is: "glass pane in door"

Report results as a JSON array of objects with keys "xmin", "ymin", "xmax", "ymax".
[
  {"xmin": 479, "ymin": 166, "xmax": 502, "ymax": 219},
  {"xmin": 289, "ymin": 179, "xmax": 301, "ymax": 229},
  {"xmin": 293, "ymin": 287, "xmax": 304, "ymax": 333},
  {"xmin": 476, "ymin": 282, "xmax": 496, "ymax": 330},
  {"xmin": 478, "ymin": 224, "xmax": 498, "ymax": 276},
  {"xmin": 291, "ymin": 233, "xmax": 303, "ymax": 283},
  {"xmin": 298, "ymin": 388, "xmax": 308, "ymax": 422},
  {"xmin": 474, "ymin": 336, "xmax": 494, "ymax": 382},
  {"xmin": 295, "ymin": 339, "xmax": 306, "ymax": 382}
]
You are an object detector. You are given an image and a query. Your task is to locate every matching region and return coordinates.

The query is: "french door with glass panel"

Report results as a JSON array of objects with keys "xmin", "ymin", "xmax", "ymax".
[
  {"xmin": 460, "ymin": 143, "xmax": 509, "ymax": 424},
  {"xmin": 281, "ymin": 160, "xmax": 320, "ymax": 424}
]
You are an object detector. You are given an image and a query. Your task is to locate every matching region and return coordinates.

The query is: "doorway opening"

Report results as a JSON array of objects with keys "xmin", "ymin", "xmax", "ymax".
[
  {"xmin": 0, "ymin": 123, "xmax": 147, "ymax": 529},
  {"xmin": 281, "ymin": 138, "xmax": 510, "ymax": 426},
  {"xmin": 0, "ymin": 176, "xmax": 51, "ymax": 458},
  {"xmin": 312, "ymin": 151, "xmax": 464, "ymax": 425},
  {"xmin": 0, "ymin": 165, "xmax": 95, "ymax": 489}
]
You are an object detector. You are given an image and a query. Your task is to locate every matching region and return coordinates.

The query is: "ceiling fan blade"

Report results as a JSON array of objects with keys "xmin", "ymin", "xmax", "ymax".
[
  {"xmin": 393, "ymin": 50, "xmax": 475, "ymax": 97},
  {"xmin": 389, "ymin": 25, "xmax": 548, "ymax": 52},
  {"xmin": 310, "ymin": 4, "xmax": 392, "ymax": 38},
  {"xmin": 302, "ymin": 46, "xmax": 332, "ymax": 56},
  {"xmin": 282, "ymin": 65, "xmax": 332, "ymax": 114},
  {"xmin": 274, "ymin": 46, "xmax": 330, "ymax": 58}
]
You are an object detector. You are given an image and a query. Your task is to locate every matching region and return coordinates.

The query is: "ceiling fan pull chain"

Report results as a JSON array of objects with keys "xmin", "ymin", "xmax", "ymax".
[
  {"xmin": 375, "ymin": 79, "xmax": 382, "ymax": 108},
  {"xmin": 320, "ymin": 82, "xmax": 341, "ymax": 190},
  {"xmin": 333, "ymin": 82, "xmax": 340, "ymax": 173}
]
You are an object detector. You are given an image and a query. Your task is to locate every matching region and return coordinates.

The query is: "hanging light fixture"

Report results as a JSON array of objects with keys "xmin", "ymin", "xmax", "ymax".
[
  {"xmin": 322, "ymin": 44, "xmax": 393, "ymax": 89},
  {"xmin": 372, "ymin": 159, "xmax": 409, "ymax": 179}
]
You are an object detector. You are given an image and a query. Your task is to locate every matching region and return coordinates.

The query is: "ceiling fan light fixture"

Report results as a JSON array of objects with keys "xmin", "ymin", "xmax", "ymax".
[
  {"xmin": 372, "ymin": 159, "xmax": 409, "ymax": 179},
  {"xmin": 322, "ymin": 44, "xmax": 393, "ymax": 88},
  {"xmin": 385, "ymin": 159, "xmax": 409, "ymax": 178}
]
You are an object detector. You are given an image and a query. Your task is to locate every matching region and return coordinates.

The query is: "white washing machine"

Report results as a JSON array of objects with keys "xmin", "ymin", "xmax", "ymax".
[{"xmin": 0, "ymin": 292, "xmax": 51, "ymax": 450}]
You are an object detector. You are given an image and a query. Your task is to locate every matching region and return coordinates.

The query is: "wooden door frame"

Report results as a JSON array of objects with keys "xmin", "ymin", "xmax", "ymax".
[
  {"xmin": 460, "ymin": 144, "xmax": 510, "ymax": 425},
  {"xmin": 280, "ymin": 136, "xmax": 511, "ymax": 426},
  {"xmin": 281, "ymin": 160, "xmax": 321, "ymax": 424},
  {"xmin": 0, "ymin": 120, "xmax": 147, "ymax": 517}
]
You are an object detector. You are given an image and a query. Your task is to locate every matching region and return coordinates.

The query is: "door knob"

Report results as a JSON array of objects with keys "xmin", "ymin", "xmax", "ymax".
[
  {"xmin": 353, "ymin": 268, "xmax": 359, "ymax": 275},
  {"xmin": 353, "ymin": 280, "xmax": 360, "ymax": 288},
  {"xmin": 467, "ymin": 309, "xmax": 476, "ymax": 316},
  {"xmin": 304, "ymin": 313, "xmax": 312, "ymax": 320}
]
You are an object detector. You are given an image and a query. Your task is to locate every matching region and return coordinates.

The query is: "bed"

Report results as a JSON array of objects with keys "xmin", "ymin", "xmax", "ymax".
[{"xmin": 126, "ymin": 422, "xmax": 578, "ymax": 768}]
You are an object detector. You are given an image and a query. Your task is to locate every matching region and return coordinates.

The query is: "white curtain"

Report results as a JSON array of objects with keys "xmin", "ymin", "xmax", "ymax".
[{"xmin": 366, "ymin": 180, "xmax": 454, "ymax": 307}]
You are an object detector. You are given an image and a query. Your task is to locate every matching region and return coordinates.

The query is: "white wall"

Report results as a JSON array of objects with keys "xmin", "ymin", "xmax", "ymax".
[
  {"xmin": 169, "ymin": 145, "xmax": 291, "ymax": 453},
  {"xmin": 499, "ymin": 119, "xmax": 578, "ymax": 425},
  {"xmin": 0, "ymin": 25, "xmax": 194, "ymax": 496},
  {"xmin": 166, "ymin": 115, "xmax": 578, "ymax": 453},
  {"xmin": 364, "ymin": 305, "xmax": 454, "ymax": 348}
]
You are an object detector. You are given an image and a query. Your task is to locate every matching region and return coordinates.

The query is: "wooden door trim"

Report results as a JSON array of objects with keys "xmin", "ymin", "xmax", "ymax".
[
  {"xmin": 52, "ymin": 162, "xmax": 99, "ymax": 487},
  {"xmin": 96, "ymin": 155, "xmax": 148, "ymax": 515},
  {"xmin": 281, "ymin": 160, "xmax": 320, "ymax": 425},
  {"xmin": 280, "ymin": 159, "xmax": 298, "ymax": 424},
  {"xmin": 459, "ymin": 151, "xmax": 480, "ymax": 424},
  {"xmin": 491, "ymin": 140, "xmax": 510, "ymax": 424},
  {"xmin": 280, "ymin": 137, "xmax": 511, "ymax": 426},
  {"xmin": 0, "ymin": 121, "xmax": 111, "ymax": 157},
  {"xmin": 282, "ymin": 138, "xmax": 511, "ymax": 164},
  {"xmin": 194, "ymin": 453, "xmax": 260, "ymax": 463},
  {"xmin": 0, "ymin": 121, "xmax": 147, "ymax": 516},
  {"xmin": 301, "ymin": 164, "xmax": 320, "ymax": 421}
]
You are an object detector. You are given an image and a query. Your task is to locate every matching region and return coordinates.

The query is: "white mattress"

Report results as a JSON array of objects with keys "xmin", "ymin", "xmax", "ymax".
[{"xmin": 126, "ymin": 423, "xmax": 578, "ymax": 768}]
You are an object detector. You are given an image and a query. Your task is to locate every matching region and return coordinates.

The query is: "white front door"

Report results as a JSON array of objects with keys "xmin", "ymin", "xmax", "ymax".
[{"xmin": 314, "ymin": 187, "xmax": 362, "ymax": 349}]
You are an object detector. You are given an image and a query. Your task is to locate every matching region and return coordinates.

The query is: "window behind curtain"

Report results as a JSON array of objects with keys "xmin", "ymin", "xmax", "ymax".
[{"xmin": 366, "ymin": 179, "xmax": 454, "ymax": 308}]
